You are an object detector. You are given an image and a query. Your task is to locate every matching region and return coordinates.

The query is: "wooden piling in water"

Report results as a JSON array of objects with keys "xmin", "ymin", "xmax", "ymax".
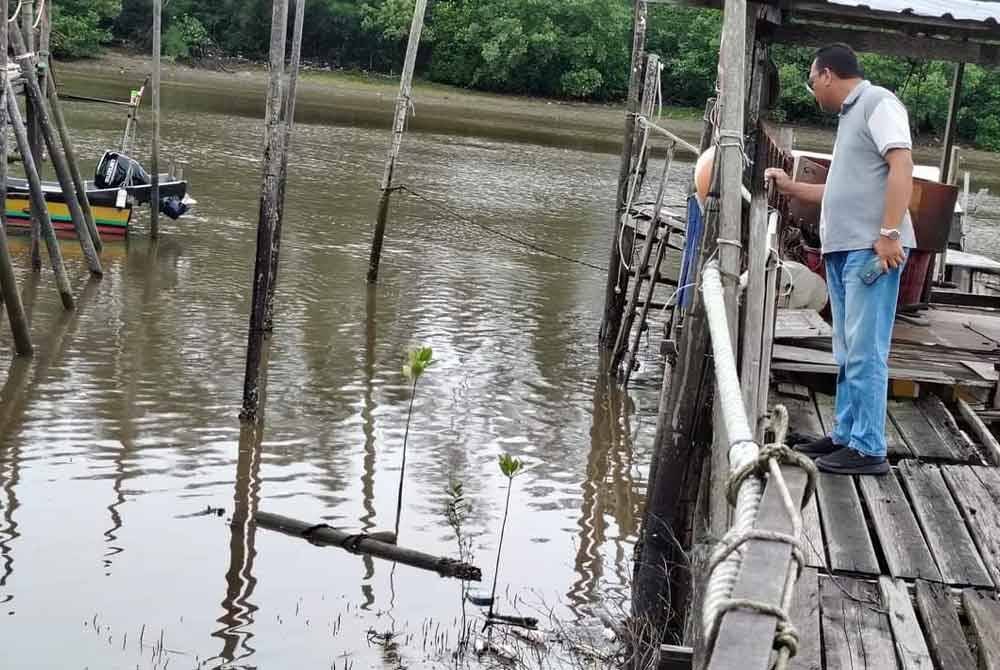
[
  {"xmin": 600, "ymin": 0, "xmax": 648, "ymax": 348},
  {"xmin": 366, "ymin": 0, "xmax": 429, "ymax": 284},
  {"xmin": 5, "ymin": 78, "xmax": 73, "ymax": 309},
  {"xmin": 254, "ymin": 511, "xmax": 482, "ymax": 580},
  {"xmin": 150, "ymin": 0, "xmax": 161, "ymax": 239},
  {"xmin": 263, "ymin": 0, "xmax": 306, "ymax": 332},
  {"xmin": 240, "ymin": 0, "xmax": 290, "ymax": 422},
  {"xmin": 22, "ymin": 0, "xmax": 40, "ymax": 270},
  {"xmin": 0, "ymin": 0, "xmax": 31, "ymax": 356},
  {"xmin": 46, "ymin": 66, "xmax": 101, "ymax": 252},
  {"xmin": 9, "ymin": 24, "xmax": 102, "ymax": 277}
]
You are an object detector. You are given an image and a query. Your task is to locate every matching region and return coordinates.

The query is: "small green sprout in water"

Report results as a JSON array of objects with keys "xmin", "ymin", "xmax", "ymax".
[
  {"xmin": 402, "ymin": 346, "xmax": 433, "ymax": 381},
  {"xmin": 488, "ymin": 453, "xmax": 524, "ymax": 625},
  {"xmin": 394, "ymin": 346, "xmax": 434, "ymax": 539}
]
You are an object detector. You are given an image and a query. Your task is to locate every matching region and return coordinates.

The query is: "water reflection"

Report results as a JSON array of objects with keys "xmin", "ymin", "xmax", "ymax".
[
  {"xmin": 213, "ymin": 420, "xmax": 264, "ymax": 666},
  {"xmin": 360, "ymin": 285, "xmax": 378, "ymax": 611}
]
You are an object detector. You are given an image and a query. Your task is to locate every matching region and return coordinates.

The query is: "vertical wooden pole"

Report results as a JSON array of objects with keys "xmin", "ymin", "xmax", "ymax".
[
  {"xmin": 46, "ymin": 67, "xmax": 101, "ymax": 252},
  {"xmin": 262, "ymin": 0, "xmax": 306, "ymax": 332},
  {"xmin": 0, "ymin": 0, "xmax": 32, "ymax": 356},
  {"xmin": 22, "ymin": 0, "xmax": 40, "ymax": 271},
  {"xmin": 940, "ymin": 62, "xmax": 964, "ymax": 183},
  {"xmin": 9, "ymin": 24, "xmax": 102, "ymax": 276},
  {"xmin": 240, "ymin": 0, "xmax": 290, "ymax": 422},
  {"xmin": 150, "ymin": 0, "xmax": 161, "ymax": 239},
  {"xmin": 600, "ymin": 0, "xmax": 648, "ymax": 347},
  {"xmin": 366, "ymin": 0, "xmax": 429, "ymax": 283},
  {"xmin": 6, "ymin": 78, "xmax": 74, "ymax": 309}
]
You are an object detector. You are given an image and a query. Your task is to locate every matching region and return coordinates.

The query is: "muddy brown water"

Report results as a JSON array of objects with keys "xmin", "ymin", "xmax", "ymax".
[{"xmin": 1, "ymin": 62, "xmax": 998, "ymax": 669}]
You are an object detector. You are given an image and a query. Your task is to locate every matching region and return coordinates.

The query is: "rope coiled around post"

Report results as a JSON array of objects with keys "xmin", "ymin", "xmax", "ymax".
[{"xmin": 702, "ymin": 405, "xmax": 818, "ymax": 670}]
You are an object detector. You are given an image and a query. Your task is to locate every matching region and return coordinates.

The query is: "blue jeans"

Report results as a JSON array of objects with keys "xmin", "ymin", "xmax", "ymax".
[{"xmin": 824, "ymin": 249, "xmax": 906, "ymax": 458}]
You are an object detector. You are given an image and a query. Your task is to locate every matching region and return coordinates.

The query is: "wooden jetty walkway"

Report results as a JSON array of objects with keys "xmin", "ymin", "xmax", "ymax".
[{"xmin": 598, "ymin": 1, "xmax": 1000, "ymax": 669}]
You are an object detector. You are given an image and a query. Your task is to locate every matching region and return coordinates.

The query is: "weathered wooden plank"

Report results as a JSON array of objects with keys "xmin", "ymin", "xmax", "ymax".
[
  {"xmin": 772, "ymin": 359, "xmax": 994, "ymax": 387},
  {"xmin": 858, "ymin": 474, "xmax": 940, "ymax": 581},
  {"xmin": 914, "ymin": 580, "xmax": 976, "ymax": 670},
  {"xmin": 958, "ymin": 398, "xmax": 1000, "ymax": 466},
  {"xmin": 780, "ymin": 392, "xmax": 824, "ymax": 436},
  {"xmin": 774, "ymin": 308, "xmax": 833, "ymax": 340},
  {"xmin": 917, "ymin": 395, "xmax": 977, "ymax": 463},
  {"xmin": 890, "ymin": 399, "xmax": 956, "ymax": 460},
  {"xmin": 898, "ymin": 461, "xmax": 993, "ymax": 588},
  {"xmin": 800, "ymin": 494, "xmax": 827, "ymax": 569},
  {"xmin": 879, "ymin": 577, "xmax": 933, "ymax": 670},
  {"xmin": 821, "ymin": 577, "xmax": 898, "ymax": 670},
  {"xmin": 706, "ymin": 467, "xmax": 810, "ymax": 670},
  {"xmin": 816, "ymin": 393, "xmax": 909, "ymax": 458},
  {"xmin": 964, "ymin": 590, "xmax": 1000, "ymax": 670},
  {"xmin": 789, "ymin": 568, "xmax": 821, "ymax": 670},
  {"xmin": 941, "ymin": 466, "xmax": 1000, "ymax": 588},
  {"xmin": 816, "ymin": 473, "xmax": 879, "ymax": 574}
]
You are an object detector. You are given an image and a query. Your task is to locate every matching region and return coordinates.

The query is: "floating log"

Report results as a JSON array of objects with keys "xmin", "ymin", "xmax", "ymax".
[{"xmin": 254, "ymin": 511, "xmax": 482, "ymax": 581}]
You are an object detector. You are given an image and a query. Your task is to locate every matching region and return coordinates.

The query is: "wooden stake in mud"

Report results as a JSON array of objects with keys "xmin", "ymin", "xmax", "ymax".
[
  {"xmin": 22, "ymin": 0, "xmax": 41, "ymax": 270},
  {"xmin": 9, "ymin": 24, "xmax": 102, "ymax": 276},
  {"xmin": 150, "ymin": 0, "xmax": 161, "ymax": 239},
  {"xmin": 46, "ymin": 67, "xmax": 101, "ymax": 252},
  {"xmin": 262, "ymin": 0, "xmax": 306, "ymax": 332},
  {"xmin": 240, "ymin": 0, "xmax": 290, "ymax": 422},
  {"xmin": 0, "ymin": 0, "xmax": 32, "ymax": 356},
  {"xmin": 6, "ymin": 78, "xmax": 74, "ymax": 309},
  {"xmin": 600, "ymin": 0, "xmax": 648, "ymax": 348},
  {"xmin": 254, "ymin": 511, "xmax": 483, "ymax": 581},
  {"xmin": 366, "ymin": 0, "xmax": 429, "ymax": 283}
]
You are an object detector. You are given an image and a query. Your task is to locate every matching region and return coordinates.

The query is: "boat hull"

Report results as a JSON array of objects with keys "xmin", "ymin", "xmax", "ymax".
[{"xmin": 4, "ymin": 195, "xmax": 132, "ymax": 239}]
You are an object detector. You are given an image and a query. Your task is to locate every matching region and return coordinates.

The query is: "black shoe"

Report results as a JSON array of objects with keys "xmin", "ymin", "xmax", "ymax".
[
  {"xmin": 815, "ymin": 447, "xmax": 889, "ymax": 475},
  {"xmin": 794, "ymin": 436, "xmax": 843, "ymax": 459}
]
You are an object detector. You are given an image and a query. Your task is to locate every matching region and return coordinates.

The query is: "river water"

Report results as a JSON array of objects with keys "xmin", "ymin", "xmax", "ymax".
[
  {"xmin": 2, "ymin": 61, "xmax": 999, "ymax": 670},
  {"xmin": 0, "ymin": 64, "xmax": 684, "ymax": 669}
]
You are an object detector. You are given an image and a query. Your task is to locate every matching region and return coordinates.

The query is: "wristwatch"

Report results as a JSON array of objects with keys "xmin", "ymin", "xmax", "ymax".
[{"xmin": 879, "ymin": 228, "xmax": 901, "ymax": 241}]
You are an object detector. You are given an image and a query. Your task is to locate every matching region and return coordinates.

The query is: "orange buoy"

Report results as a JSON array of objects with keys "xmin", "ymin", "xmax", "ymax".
[{"xmin": 694, "ymin": 146, "xmax": 715, "ymax": 204}]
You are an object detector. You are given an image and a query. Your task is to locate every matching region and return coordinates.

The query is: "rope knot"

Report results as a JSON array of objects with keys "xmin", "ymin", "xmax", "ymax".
[{"xmin": 773, "ymin": 619, "xmax": 800, "ymax": 659}]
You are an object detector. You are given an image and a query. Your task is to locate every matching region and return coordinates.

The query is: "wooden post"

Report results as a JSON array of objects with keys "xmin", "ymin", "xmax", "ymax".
[
  {"xmin": 150, "ymin": 0, "xmax": 161, "ymax": 239},
  {"xmin": 8, "ymin": 24, "xmax": 102, "ymax": 277},
  {"xmin": 740, "ymin": 195, "xmax": 768, "ymax": 431},
  {"xmin": 240, "ymin": 0, "xmax": 290, "ymax": 422},
  {"xmin": 5, "ymin": 79, "xmax": 74, "ymax": 310},
  {"xmin": 600, "ymin": 0, "xmax": 648, "ymax": 347},
  {"xmin": 22, "ymin": 0, "xmax": 40, "ymax": 271},
  {"xmin": 0, "ymin": 0, "xmax": 31, "ymax": 355},
  {"xmin": 940, "ymin": 63, "xmax": 964, "ymax": 183},
  {"xmin": 46, "ymin": 67, "xmax": 101, "ymax": 252},
  {"xmin": 262, "ymin": 0, "xmax": 306, "ymax": 332},
  {"xmin": 366, "ymin": 0, "xmax": 429, "ymax": 283}
]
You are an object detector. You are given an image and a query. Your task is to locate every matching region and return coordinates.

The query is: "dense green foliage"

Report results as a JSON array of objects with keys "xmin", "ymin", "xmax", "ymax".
[{"xmin": 49, "ymin": 0, "xmax": 1000, "ymax": 147}]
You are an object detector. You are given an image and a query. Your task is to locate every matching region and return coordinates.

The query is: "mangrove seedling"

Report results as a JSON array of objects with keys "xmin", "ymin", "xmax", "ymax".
[
  {"xmin": 487, "ymin": 453, "xmax": 524, "ymax": 624},
  {"xmin": 394, "ymin": 346, "xmax": 434, "ymax": 539}
]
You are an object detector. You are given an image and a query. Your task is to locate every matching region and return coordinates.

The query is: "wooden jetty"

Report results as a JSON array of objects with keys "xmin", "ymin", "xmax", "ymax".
[{"xmin": 607, "ymin": 1, "xmax": 1000, "ymax": 669}]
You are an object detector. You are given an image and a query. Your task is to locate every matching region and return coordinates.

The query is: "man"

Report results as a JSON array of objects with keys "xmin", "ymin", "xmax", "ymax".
[{"xmin": 765, "ymin": 44, "xmax": 914, "ymax": 475}]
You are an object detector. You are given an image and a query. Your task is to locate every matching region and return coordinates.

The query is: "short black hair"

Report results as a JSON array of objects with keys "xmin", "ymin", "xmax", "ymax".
[{"xmin": 814, "ymin": 43, "xmax": 864, "ymax": 79}]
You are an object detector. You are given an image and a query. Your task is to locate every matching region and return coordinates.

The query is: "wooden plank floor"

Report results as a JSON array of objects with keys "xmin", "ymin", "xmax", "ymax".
[{"xmin": 768, "ymin": 385, "xmax": 1000, "ymax": 670}]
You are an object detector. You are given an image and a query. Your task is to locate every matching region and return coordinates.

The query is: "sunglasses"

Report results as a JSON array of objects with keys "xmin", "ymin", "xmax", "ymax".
[{"xmin": 805, "ymin": 68, "xmax": 828, "ymax": 94}]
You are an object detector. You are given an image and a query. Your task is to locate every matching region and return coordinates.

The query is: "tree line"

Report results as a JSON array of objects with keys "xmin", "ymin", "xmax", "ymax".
[{"xmin": 53, "ymin": 0, "xmax": 1000, "ymax": 149}]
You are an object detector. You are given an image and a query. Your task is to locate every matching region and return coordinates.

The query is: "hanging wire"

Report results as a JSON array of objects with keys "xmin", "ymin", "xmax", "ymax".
[{"xmin": 32, "ymin": 0, "xmax": 43, "ymax": 29}]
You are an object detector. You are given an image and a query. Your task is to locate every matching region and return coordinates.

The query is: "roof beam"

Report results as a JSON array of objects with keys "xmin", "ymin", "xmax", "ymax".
[{"xmin": 761, "ymin": 22, "xmax": 1000, "ymax": 66}]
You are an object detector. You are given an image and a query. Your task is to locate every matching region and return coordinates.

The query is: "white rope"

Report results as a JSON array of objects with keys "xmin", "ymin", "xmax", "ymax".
[
  {"xmin": 32, "ymin": 0, "xmax": 42, "ymax": 29},
  {"xmin": 7, "ymin": 0, "xmax": 22, "ymax": 23},
  {"xmin": 700, "ymin": 260, "xmax": 818, "ymax": 669}
]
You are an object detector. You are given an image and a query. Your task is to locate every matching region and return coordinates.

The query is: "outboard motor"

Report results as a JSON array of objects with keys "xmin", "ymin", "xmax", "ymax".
[
  {"xmin": 159, "ymin": 196, "xmax": 189, "ymax": 220},
  {"xmin": 94, "ymin": 151, "xmax": 150, "ymax": 189}
]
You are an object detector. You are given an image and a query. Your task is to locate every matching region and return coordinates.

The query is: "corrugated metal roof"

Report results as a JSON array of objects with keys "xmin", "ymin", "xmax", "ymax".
[{"xmin": 819, "ymin": 0, "xmax": 1000, "ymax": 25}]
